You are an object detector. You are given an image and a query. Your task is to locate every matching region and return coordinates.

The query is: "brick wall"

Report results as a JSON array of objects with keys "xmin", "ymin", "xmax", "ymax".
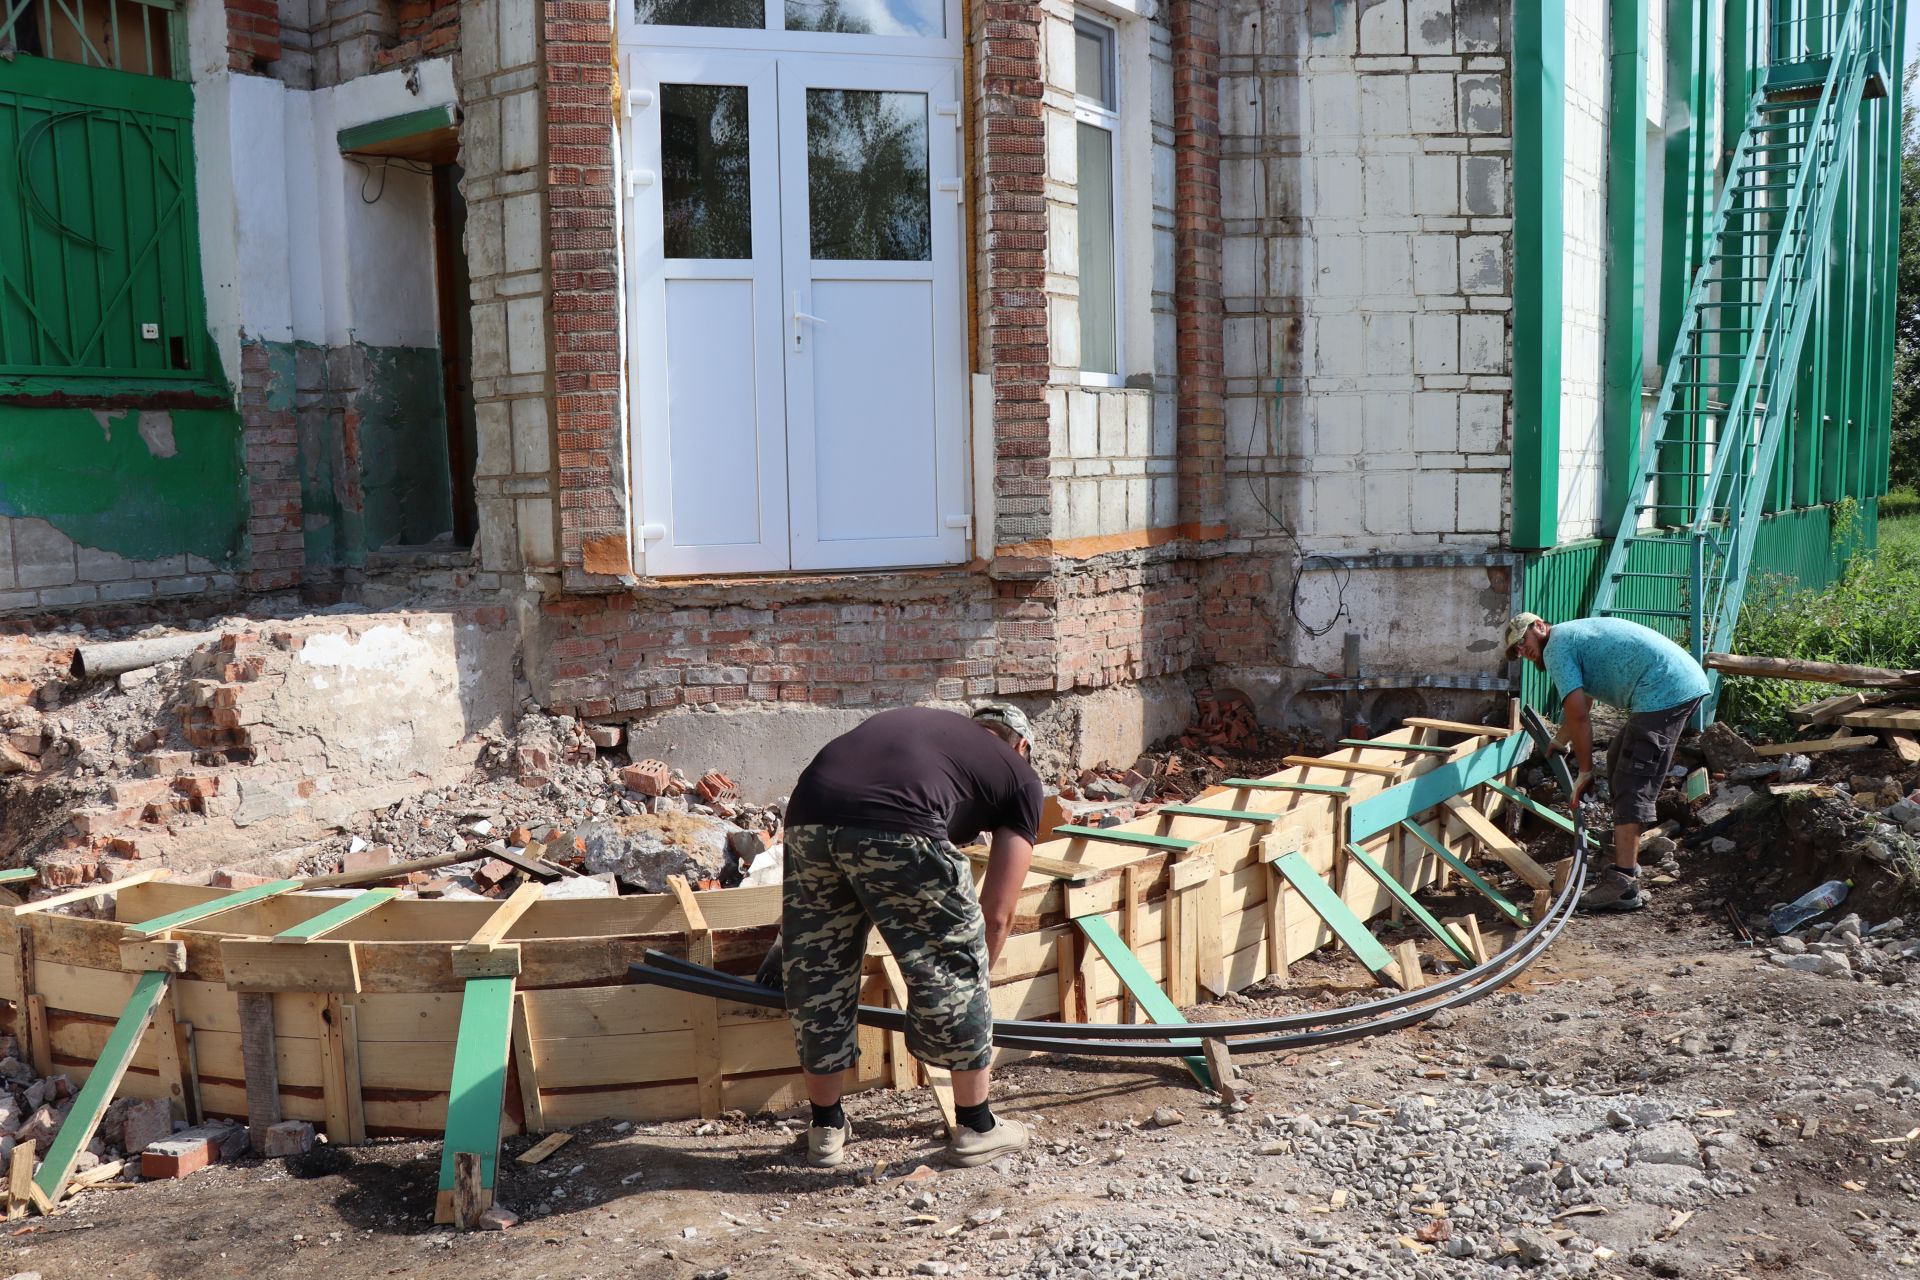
[
  {"xmin": 228, "ymin": 0, "xmax": 283, "ymax": 71},
  {"xmin": 239, "ymin": 341, "xmax": 305, "ymax": 592}
]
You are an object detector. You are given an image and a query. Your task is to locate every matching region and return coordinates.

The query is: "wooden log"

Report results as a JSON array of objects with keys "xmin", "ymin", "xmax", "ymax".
[
  {"xmin": 237, "ymin": 991, "xmax": 282, "ymax": 1151},
  {"xmin": 1705, "ymin": 652, "xmax": 1920, "ymax": 688}
]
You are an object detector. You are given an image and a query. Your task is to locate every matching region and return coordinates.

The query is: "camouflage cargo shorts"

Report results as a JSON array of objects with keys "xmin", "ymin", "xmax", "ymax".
[{"xmin": 782, "ymin": 824, "xmax": 994, "ymax": 1075}]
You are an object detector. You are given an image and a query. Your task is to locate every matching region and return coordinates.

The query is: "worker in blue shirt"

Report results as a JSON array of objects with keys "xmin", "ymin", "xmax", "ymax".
[{"xmin": 1504, "ymin": 613, "xmax": 1710, "ymax": 911}]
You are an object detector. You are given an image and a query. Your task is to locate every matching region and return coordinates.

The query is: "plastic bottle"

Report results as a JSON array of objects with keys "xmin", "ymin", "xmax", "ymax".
[{"xmin": 1769, "ymin": 879, "xmax": 1851, "ymax": 935}]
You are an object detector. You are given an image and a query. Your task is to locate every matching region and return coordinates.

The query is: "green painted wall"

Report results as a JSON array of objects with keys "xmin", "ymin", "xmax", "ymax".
[
  {"xmin": 356, "ymin": 344, "xmax": 454, "ymax": 553},
  {"xmin": 0, "ymin": 404, "xmax": 245, "ymax": 564}
]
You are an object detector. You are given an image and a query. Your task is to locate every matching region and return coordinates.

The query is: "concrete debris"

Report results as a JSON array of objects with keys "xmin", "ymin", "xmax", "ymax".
[
  {"xmin": 262, "ymin": 1120, "xmax": 316, "ymax": 1158},
  {"xmin": 579, "ymin": 813, "xmax": 731, "ymax": 894}
]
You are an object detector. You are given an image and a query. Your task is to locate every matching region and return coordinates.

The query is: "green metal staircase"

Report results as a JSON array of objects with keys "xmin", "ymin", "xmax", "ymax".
[{"xmin": 1590, "ymin": 0, "xmax": 1880, "ymax": 700}]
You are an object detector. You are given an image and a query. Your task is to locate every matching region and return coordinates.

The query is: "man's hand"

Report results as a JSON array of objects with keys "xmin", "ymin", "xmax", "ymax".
[
  {"xmin": 1570, "ymin": 770, "xmax": 1592, "ymax": 808},
  {"xmin": 977, "ymin": 829, "xmax": 1035, "ymax": 970},
  {"xmin": 755, "ymin": 932, "xmax": 784, "ymax": 990}
]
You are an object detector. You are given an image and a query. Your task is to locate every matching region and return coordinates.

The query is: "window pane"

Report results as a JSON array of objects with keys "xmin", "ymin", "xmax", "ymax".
[
  {"xmin": 661, "ymin": 84, "xmax": 753, "ymax": 260},
  {"xmin": 806, "ymin": 89, "xmax": 931, "ymax": 261},
  {"xmin": 637, "ymin": 0, "xmax": 763, "ymax": 27},
  {"xmin": 1074, "ymin": 21, "xmax": 1111, "ymax": 106},
  {"xmin": 1076, "ymin": 121, "xmax": 1117, "ymax": 375},
  {"xmin": 785, "ymin": 0, "xmax": 942, "ymax": 36}
]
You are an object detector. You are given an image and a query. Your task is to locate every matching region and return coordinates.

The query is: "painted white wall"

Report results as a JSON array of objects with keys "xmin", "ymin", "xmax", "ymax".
[
  {"xmin": 191, "ymin": 57, "xmax": 458, "ymax": 371},
  {"xmin": 1557, "ymin": 0, "xmax": 1610, "ymax": 542}
]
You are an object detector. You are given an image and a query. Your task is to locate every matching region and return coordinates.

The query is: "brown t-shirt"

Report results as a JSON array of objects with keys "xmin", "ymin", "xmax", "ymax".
[{"xmin": 785, "ymin": 707, "xmax": 1044, "ymax": 844}]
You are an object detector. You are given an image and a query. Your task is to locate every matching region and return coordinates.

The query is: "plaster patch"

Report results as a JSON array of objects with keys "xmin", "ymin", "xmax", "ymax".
[
  {"xmin": 138, "ymin": 411, "xmax": 178, "ymax": 459},
  {"xmin": 90, "ymin": 408, "xmax": 128, "ymax": 439}
]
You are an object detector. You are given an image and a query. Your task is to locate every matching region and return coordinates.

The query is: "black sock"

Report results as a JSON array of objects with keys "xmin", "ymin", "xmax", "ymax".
[
  {"xmin": 811, "ymin": 1102, "xmax": 845, "ymax": 1130},
  {"xmin": 955, "ymin": 1101, "xmax": 995, "ymax": 1133},
  {"xmin": 1618, "ymin": 865, "xmax": 1640, "ymax": 878}
]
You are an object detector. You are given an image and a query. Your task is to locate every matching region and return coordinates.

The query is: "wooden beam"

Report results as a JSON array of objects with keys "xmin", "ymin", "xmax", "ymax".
[
  {"xmin": 1751, "ymin": 734, "xmax": 1878, "ymax": 756},
  {"xmin": 961, "ymin": 845, "xmax": 1097, "ymax": 882},
  {"xmin": 151, "ymin": 983, "xmax": 199, "ymax": 1126},
  {"xmin": 510, "ymin": 991, "xmax": 546, "ymax": 1134},
  {"xmin": 1342, "ymin": 844, "xmax": 1473, "ymax": 963},
  {"xmin": 6, "ymin": 1140, "xmax": 33, "ymax": 1221},
  {"xmin": 1393, "ymin": 940, "xmax": 1424, "ymax": 989},
  {"xmin": 1282, "ymin": 755, "xmax": 1404, "ymax": 778},
  {"xmin": 1269, "ymin": 852, "xmax": 1396, "ymax": 982},
  {"xmin": 665, "ymin": 876, "xmax": 723, "ymax": 1119},
  {"xmin": 1887, "ymin": 732, "xmax": 1920, "ymax": 765},
  {"xmin": 1840, "ymin": 709, "xmax": 1920, "ymax": 730},
  {"xmin": 237, "ymin": 992, "xmax": 281, "ymax": 1150},
  {"xmin": 452, "ymin": 1151, "xmax": 486, "ymax": 1230},
  {"xmin": 0, "ymin": 869, "xmax": 35, "ymax": 885},
  {"xmin": 1442, "ymin": 797, "xmax": 1553, "ymax": 889},
  {"xmin": 1347, "ymin": 731, "xmax": 1533, "ymax": 842},
  {"xmin": 1262, "ymin": 867, "xmax": 1290, "ymax": 983},
  {"xmin": 434, "ymin": 975, "xmax": 516, "ymax": 1225},
  {"xmin": 1704, "ymin": 652, "xmax": 1920, "ymax": 687},
  {"xmin": 124, "ymin": 879, "xmax": 300, "ymax": 938},
  {"xmin": 12, "ymin": 868, "xmax": 169, "ymax": 916},
  {"xmin": 879, "ymin": 954, "xmax": 956, "ymax": 1133},
  {"xmin": 273, "ymin": 888, "xmax": 400, "ymax": 942},
  {"xmin": 463, "ymin": 881, "xmax": 544, "ymax": 951},
  {"xmin": 452, "ymin": 944, "xmax": 522, "ymax": 979},
  {"xmin": 8, "ymin": 923, "xmax": 34, "ymax": 1074},
  {"xmin": 1074, "ymin": 914, "xmax": 1208, "ymax": 1086},
  {"xmin": 1403, "ymin": 717, "xmax": 1513, "ymax": 737},
  {"xmin": 223, "ymin": 940, "xmax": 361, "ymax": 993},
  {"xmin": 34, "ymin": 969, "xmax": 171, "ymax": 1206},
  {"xmin": 118, "ymin": 940, "xmax": 186, "ymax": 973},
  {"xmin": 1053, "ymin": 825, "xmax": 1197, "ymax": 853}
]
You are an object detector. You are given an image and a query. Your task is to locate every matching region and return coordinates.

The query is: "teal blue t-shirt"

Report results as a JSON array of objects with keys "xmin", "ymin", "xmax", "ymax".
[{"xmin": 1542, "ymin": 618, "xmax": 1710, "ymax": 714}]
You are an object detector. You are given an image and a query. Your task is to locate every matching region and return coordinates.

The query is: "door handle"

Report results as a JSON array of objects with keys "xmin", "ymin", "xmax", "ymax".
[{"xmin": 791, "ymin": 294, "xmax": 827, "ymax": 349}]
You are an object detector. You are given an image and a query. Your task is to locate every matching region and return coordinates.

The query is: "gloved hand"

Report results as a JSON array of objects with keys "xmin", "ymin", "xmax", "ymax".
[
  {"xmin": 755, "ymin": 932, "xmax": 785, "ymax": 991},
  {"xmin": 1571, "ymin": 770, "xmax": 1592, "ymax": 807}
]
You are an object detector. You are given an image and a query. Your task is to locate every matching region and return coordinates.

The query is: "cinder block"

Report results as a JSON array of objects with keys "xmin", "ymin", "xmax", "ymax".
[
  {"xmin": 1411, "ymin": 392, "xmax": 1458, "ymax": 452},
  {"xmin": 501, "ymin": 90, "xmax": 540, "ymax": 172},
  {"xmin": 510, "ymin": 397, "xmax": 551, "ymax": 475},
  {"xmin": 1410, "ymin": 474, "xmax": 1458, "ymax": 534},
  {"xmin": 1363, "ymin": 156, "xmax": 1412, "ymax": 217},
  {"xmin": 1314, "ymin": 157, "xmax": 1361, "ymax": 218},
  {"xmin": 1412, "ymin": 313, "xmax": 1459, "ymax": 374},
  {"xmin": 11, "ymin": 519, "xmax": 77, "ymax": 588},
  {"xmin": 1411, "ymin": 155, "xmax": 1458, "ymax": 217},
  {"xmin": 1408, "ymin": 73, "xmax": 1457, "ymax": 132},
  {"xmin": 1096, "ymin": 393, "xmax": 1126, "ymax": 458},
  {"xmin": 1458, "ymin": 75, "xmax": 1504, "ymax": 133},
  {"xmin": 1358, "ymin": 0, "xmax": 1405, "ymax": 53},
  {"xmin": 1458, "ymin": 394, "xmax": 1505, "ymax": 452}
]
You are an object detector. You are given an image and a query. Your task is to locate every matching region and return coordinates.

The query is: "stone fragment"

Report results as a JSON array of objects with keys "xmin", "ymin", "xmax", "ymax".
[
  {"xmin": 579, "ymin": 813, "xmax": 729, "ymax": 893},
  {"xmin": 1629, "ymin": 1121, "xmax": 1705, "ymax": 1170},
  {"xmin": 476, "ymin": 1205, "xmax": 520, "ymax": 1230},
  {"xmin": 1698, "ymin": 722, "xmax": 1757, "ymax": 774},
  {"xmin": 262, "ymin": 1120, "xmax": 315, "ymax": 1158},
  {"xmin": 1149, "ymin": 1106, "xmax": 1184, "ymax": 1128},
  {"xmin": 119, "ymin": 1097, "xmax": 174, "ymax": 1158},
  {"xmin": 16, "ymin": 1105, "xmax": 60, "ymax": 1146}
]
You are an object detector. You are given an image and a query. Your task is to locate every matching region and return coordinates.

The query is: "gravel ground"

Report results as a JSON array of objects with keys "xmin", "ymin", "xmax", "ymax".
[{"xmin": 6, "ymin": 897, "xmax": 1920, "ymax": 1280}]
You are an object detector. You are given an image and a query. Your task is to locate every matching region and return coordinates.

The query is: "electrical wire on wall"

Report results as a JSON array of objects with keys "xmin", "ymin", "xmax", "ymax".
[
  {"xmin": 1247, "ymin": 362, "xmax": 1349, "ymax": 639},
  {"xmin": 347, "ymin": 155, "xmax": 435, "ymax": 205}
]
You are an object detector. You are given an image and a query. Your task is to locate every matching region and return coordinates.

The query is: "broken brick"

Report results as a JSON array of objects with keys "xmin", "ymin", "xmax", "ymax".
[
  {"xmin": 585, "ymin": 724, "xmax": 623, "ymax": 749},
  {"xmin": 473, "ymin": 859, "xmax": 516, "ymax": 889},
  {"xmin": 476, "ymin": 1205, "xmax": 519, "ymax": 1230},
  {"xmin": 69, "ymin": 806, "xmax": 136, "ymax": 836},
  {"xmin": 261, "ymin": 1119, "xmax": 314, "ymax": 1158},
  {"xmin": 171, "ymin": 774, "xmax": 222, "ymax": 800},
  {"xmin": 621, "ymin": 759, "xmax": 669, "ymax": 797},
  {"xmin": 342, "ymin": 845, "xmax": 395, "ymax": 877},
  {"xmin": 212, "ymin": 869, "xmax": 275, "ymax": 889},
  {"xmin": 695, "ymin": 771, "xmax": 737, "ymax": 804}
]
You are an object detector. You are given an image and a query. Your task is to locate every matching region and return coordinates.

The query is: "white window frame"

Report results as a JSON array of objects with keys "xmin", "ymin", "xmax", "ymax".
[
  {"xmin": 1072, "ymin": 12, "xmax": 1123, "ymax": 389},
  {"xmin": 619, "ymin": 0, "xmax": 962, "ymax": 60}
]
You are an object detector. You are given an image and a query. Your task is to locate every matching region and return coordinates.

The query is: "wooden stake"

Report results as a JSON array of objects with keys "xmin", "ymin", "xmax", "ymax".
[
  {"xmin": 1262, "ymin": 865, "xmax": 1290, "ymax": 985},
  {"xmin": 6, "ymin": 1140, "xmax": 33, "ymax": 1221},
  {"xmin": 1055, "ymin": 933, "xmax": 1080, "ymax": 1024},
  {"xmin": 666, "ymin": 875, "xmax": 724, "ymax": 1119},
  {"xmin": 1393, "ymin": 940, "xmax": 1424, "ymax": 989},
  {"xmin": 237, "ymin": 992, "xmax": 281, "ymax": 1151},
  {"xmin": 1121, "ymin": 865, "xmax": 1142, "ymax": 1022},
  {"xmin": 1202, "ymin": 1038, "xmax": 1239, "ymax": 1104},
  {"xmin": 510, "ymin": 991, "xmax": 546, "ymax": 1135},
  {"xmin": 452, "ymin": 1151, "xmax": 486, "ymax": 1229},
  {"xmin": 152, "ymin": 984, "xmax": 200, "ymax": 1126}
]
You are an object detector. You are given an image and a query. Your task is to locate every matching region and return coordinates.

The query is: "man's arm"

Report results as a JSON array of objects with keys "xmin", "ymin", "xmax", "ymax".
[
  {"xmin": 1560, "ymin": 688, "xmax": 1594, "ymax": 800},
  {"xmin": 976, "ymin": 828, "xmax": 1035, "ymax": 969}
]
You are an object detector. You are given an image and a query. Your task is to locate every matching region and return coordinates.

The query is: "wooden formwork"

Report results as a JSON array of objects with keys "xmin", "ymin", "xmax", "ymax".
[{"xmin": 0, "ymin": 719, "xmax": 1535, "ymax": 1192}]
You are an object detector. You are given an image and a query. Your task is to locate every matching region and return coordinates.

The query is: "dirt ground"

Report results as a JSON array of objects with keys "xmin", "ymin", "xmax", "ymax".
[{"xmin": 5, "ymin": 893, "xmax": 1919, "ymax": 1280}]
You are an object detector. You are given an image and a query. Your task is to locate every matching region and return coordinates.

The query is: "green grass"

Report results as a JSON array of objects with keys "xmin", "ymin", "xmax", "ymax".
[{"xmin": 1718, "ymin": 507, "xmax": 1920, "ymax": 740}]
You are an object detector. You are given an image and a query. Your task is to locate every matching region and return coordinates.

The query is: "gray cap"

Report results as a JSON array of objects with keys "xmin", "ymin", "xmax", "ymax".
[{"xmin": 971, "ymin": 702, "xmax": 1035, "ymax": 749}]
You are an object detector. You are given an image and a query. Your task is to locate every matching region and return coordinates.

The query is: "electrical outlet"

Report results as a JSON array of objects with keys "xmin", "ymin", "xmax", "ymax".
[{"xmin": 140, "ymin": 323, "xmax": 159, "ymax": 340}]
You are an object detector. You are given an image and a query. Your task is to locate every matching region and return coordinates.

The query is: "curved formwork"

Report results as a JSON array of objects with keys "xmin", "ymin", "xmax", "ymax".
[{"xmin": 0, "ymin": 718, "xmax": 1542, "ymax": 1216}]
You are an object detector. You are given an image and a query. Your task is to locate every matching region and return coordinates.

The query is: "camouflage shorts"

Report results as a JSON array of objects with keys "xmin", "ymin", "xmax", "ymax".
[{"xmin": 782, "ymin": 824, "xmax": 994, "ymax": 1075}]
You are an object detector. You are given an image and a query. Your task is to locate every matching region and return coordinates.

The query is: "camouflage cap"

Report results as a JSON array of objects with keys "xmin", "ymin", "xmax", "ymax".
[{"xmin": 971, "ymin": 702, "xmax": 1035, "ymax": 749}]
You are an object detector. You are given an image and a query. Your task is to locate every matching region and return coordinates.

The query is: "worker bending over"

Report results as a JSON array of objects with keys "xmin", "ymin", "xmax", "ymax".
[
  {"xmin": 1504, "ymin": 613, "xmax": 1709, "ymax": 912},
  {"xmin": 781, "ymin": 704, "xmax": 1041, "ymax": 1169}
]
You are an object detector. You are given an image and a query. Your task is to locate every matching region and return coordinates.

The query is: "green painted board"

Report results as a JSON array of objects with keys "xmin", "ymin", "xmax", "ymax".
[
  {"xmin": 272, "ymin": 888, "xmax": 400, "ymax": 942},
  {"xmin": 1073, "ymin": 915, "xmax": 1208, "ymax": 1087},
  {"xmin": 35, "ymin": 969, "xmax": 170, "ymax": 1202},
  {"xmin": 337, "ymin": 104, "xmax": 457, "ymax": 153},
  {"xmin": 1270, "ymin": 852, "xmax": 1395, "ymax": 976},
  {"xmin": 1346, "ymin": 732, "xmax": 1533, "ymax": 843},
  {"xmin": 437, "ymin": 976, "xmax": 518, "ymax": 1195},
  {"xmin": 1053, "ymin": 826, "xmax": 1196, "ymax": 853},
  {"xmin": 1224, "ymin": 779, "xmax": 1352, "ymax": 796},
  {"xmin": 1398, "ymin": 821, "xmax": 1530, "ymax": 928},
  {"xmin": 0, "ymin": 868, "xmax": 35, "ymax": 883},
  {"xmin": 1344, "ymin": 844, "xmax": 1474, "ymax": 964},
  {"xmin": 1484, "ymin": 781, "xmax": 1601, "ymax": 848},
  {"xmin": 1155, "ymin": 805, "xmax": 1274, "ymax": 824},
  {"xmin": 125, "ymin": 879, "xmax": 302, "ymax": 937},
  {"xmin": 1339, "ymin": 739, "xmax": 1453, "ymax": 755},
  {"xmin": 1684, "ymin": 768, "xmax": 1710, "ymax": 801}
]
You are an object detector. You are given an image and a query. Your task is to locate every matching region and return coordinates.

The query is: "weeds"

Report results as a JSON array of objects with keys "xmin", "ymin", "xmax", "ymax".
[{"xmin": 1718, "ymin": 511, "xmax": 1920, "ymax": 739}]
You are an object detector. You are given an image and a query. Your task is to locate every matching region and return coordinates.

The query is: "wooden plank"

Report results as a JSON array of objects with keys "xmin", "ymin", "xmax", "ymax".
[
  {"xmin": 665, "ymin": 876, "xmax": 724, "ymax": 1119},
  {"xmin": 452, "ymin": 1151, "xmax": 485, "ymax": 1229},
  {"xmin": 1269, "ymin": 852, "xmax": 1395, "ymax": 979},
  {"xmin": 1223, "ymin": 778, "xmax": 1352, "ymax": 795},
  {"xmin": 273, "ymin": 889, "xmax": 400, "ymax": 942},
  {"xmin": 337, "ymin": 1001, "xmax": 366, "ymax": 1145},
  {"xmin": 1155, "ymin": 804, "xmax": 1275, "ymax": 824},
  {"xmin": 1120, "ymin": 865, "xmax": 1142, "ymax": 1022},
  {"xmin": 1347, "ymin": 731, "xmax": 1532, "ymax": 842},
  {"xmin": 1202, "ymin": 1038, "xmax": 1239, "ymax": 1103},
  {"xmin": 1887, "ymin": 732, "xmax": 1920, "ymax": 764},
  {"xmin": 1339, "ymin": 738, "xmax": 1454, "ymax": 755},
  {"xmin": 1403, "ymin": 717, "xmax": 1513, "ymax": 737},
  {"xmin": 1055, "ymin": 933, "xmax": 1080, "ymax": 1024},
  {"xmin": 1393, "ymin": 940, "xmax": 1424, "ymax": 989},
  {"xmin": 0, "ymin": 869, "xmax": 33, "ymax": 886},
  {"xmin": 517, "ymin": 1132, "xmax": 573, "ymax": 1165},
  {"xmin": 33, "ymin": 968, "xmax": 170, "ymax": 1206},
  {"xmin": 1442, "ymin": 797, "xmax": 1553, "ymax": 889},
  {"xmin": 1262, "ymin": 866, "xmax": 1290, "ymax": 983},
  {"xmin": 1169, "ymin": 854, "xmax": 1216, "ymax": 894},
  {"xmin": 1397, "ymin": 820, "xmax": 1530, "ymax": 927},
  {"xmin": 238, "ymin": 991, "xmax": 282, "ymax": 1150},
  {"xmin": 452, "ymin": 944, "xmax": 522, "ymax": 979},
  {"xmin": 6, "ymin": 1139, "xmax": 33, "ymax": 1221},
  {"xmin": 118, "ymin": 940, "xmax": 186, "ymax": 973},
  {"xmin": 124, "ymin": 879, "xmax": 299, "ymax": 938},
  {"xmin": 879, "ymin": 955, "xmax": 956, "ymax": 1133},
  {"xmin": 151, "ymin": 983, "xmax": 199, "ymax": 1125},
  {"xmin": 11, "ymin": 923, "xmax": 35, "ymax": 1073},
  {"xmin": 13, "ymin": 869, "xmax": 170, "ymax": 917},
  {"xmin": 316, "ymin": 993, "xmax": 364, "ymax": 1145},
  {"xmin": 1752, "ymin": 733, "xmax": 1879, "ymax": 755},
  {"xmin": 1343, "ymin": 844, "xmax": 1473, "ymax": 963},
  {"xmin": 962, "ymin": 846, "xmax": 1097, "ymax": 883},
  {"xmin": 434, "ymin": 975, "xmax": 516, "ymax": 1225},
  {"xmin": 510, "ymin": 991, "xmax": 545, "ymax": 1134},
  {"xmin": 1283, "ymin": 755, "xmax": 1403, "ymax": 778},
  {"xmin": 1053, "ymin": 825, "xmax": 1197, "ymax": 853},
  {"xmin": 1197, "ymin": 853, "xmax": 1225, "ymax": 997},
  {"xmin": 26, "ymin": 996, "xmax": 49, "ymax": 1077},
  {"xmin": 463, "ymin": 881, "xmax": 545, "ymax": 951},
  {"xmin": 223, "ymin": 939, "xmax": 361, "ymax": 993},
  {"xmin": 1073, "ymin": 914, "xmax": 1208, "ymax": 1086}
]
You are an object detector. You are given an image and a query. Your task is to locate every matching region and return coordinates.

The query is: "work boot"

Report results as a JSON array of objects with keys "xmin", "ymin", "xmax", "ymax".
[
  {"xmin": 947, "ymin": 1118, "xmax": 1030, "ymax": 1168},
  {"xmin": 1578, "ymin": 866, "xmax": 1649, "ymax": 913},
  {"xmin": 806, "ymin": 1120, "xmax": 853, "ymax": 1168}
]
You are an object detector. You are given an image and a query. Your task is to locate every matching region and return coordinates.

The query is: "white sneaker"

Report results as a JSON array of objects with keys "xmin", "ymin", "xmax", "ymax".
[
  {"xmin": 947, "ymin": 1118, "xmax": 1030, "ymax": 1168},
  {"xmin": 806, "ymin": 1120, "xmax": 852, "ymax": 1168}
]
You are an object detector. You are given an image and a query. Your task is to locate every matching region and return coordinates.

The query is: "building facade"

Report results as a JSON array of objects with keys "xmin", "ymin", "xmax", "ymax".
[{"xmin": 0, "ymin": 0, "xmax": 1902, "ymax": 768}]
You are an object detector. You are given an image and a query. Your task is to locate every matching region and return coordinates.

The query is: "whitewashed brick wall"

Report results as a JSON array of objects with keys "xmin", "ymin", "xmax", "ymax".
[
  {"xmin": 1557, "ymin": 2, "xmax": 1609, "ymax": 542},
  {"xmin": 1038, "ymin": 0, "xmax": 1180, "ymax": 543},
  {"xmin": 1219, "ymin": 0, "xmax": 1511, "ymax": 555}
]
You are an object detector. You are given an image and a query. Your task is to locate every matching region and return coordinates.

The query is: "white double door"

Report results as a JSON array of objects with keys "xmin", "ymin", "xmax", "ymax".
[{"xmin": 627, "ymin": 49, "xmax": 968, "ymax": 575}]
